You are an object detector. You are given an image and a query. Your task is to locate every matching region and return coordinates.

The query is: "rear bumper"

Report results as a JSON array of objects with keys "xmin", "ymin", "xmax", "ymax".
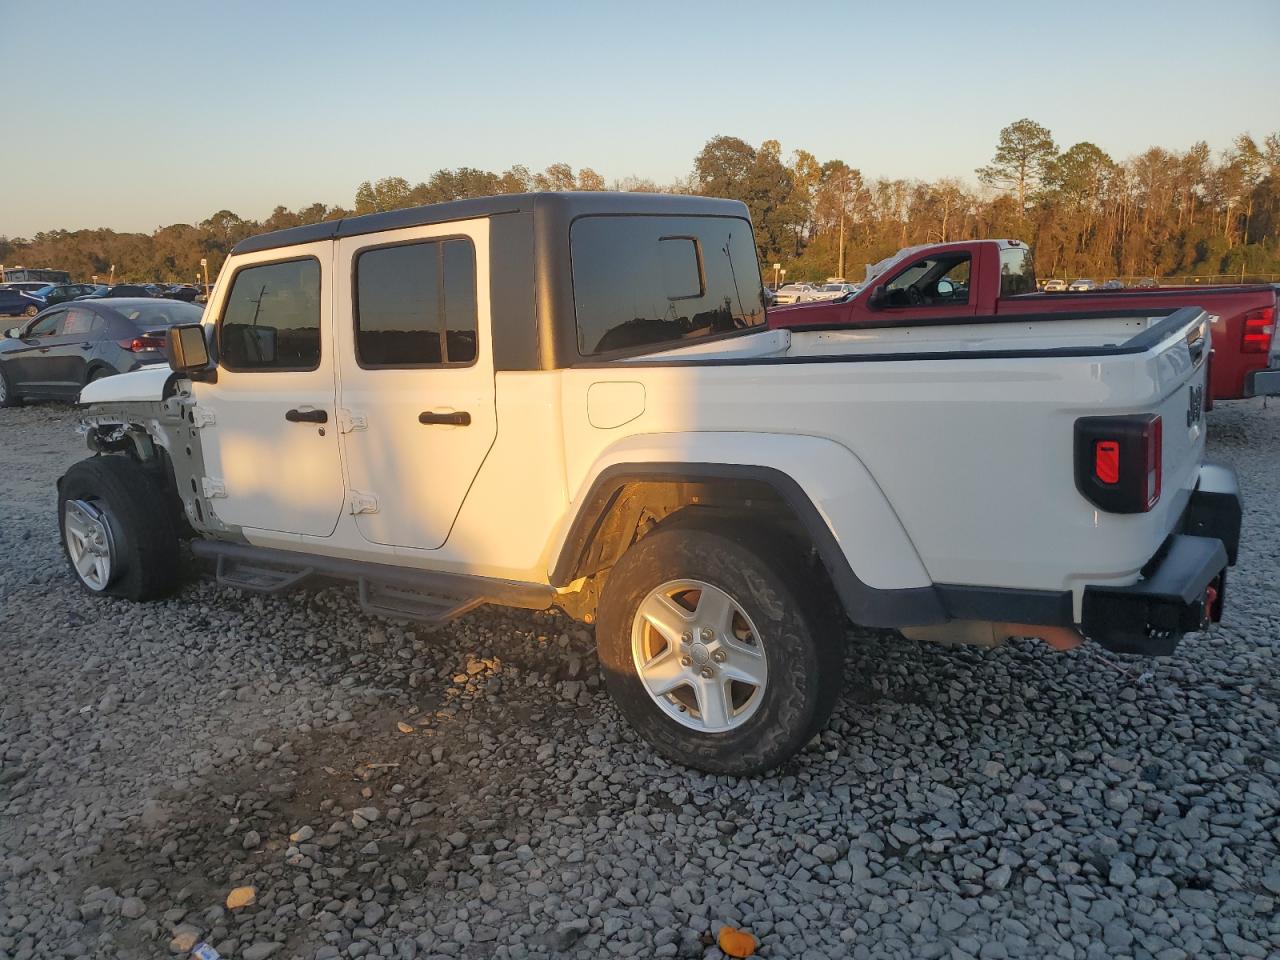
[
  {"xmin": 1243, "ymin": 366, "xmax": 1280, "ymax": 397},
  {"xmin": 1081, "ymin": 462, "xmax": 1240, "ymax": 655}
]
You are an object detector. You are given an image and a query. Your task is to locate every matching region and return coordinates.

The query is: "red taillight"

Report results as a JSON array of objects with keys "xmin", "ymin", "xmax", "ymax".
[
  {"xmin": 1075, "ymin": 414, "xmax": 1162, "ymax": 513},
  {"xmin": 1241, "ymin": 306, "xmax": 1274, "ymax": 354},
  {"xmin": 1094, "ymin": 440, "xmax": 1120, "ymax": 484},
  {"xmin": 119, "ymin": 335, "xmax": 165, "ymax": 352}
]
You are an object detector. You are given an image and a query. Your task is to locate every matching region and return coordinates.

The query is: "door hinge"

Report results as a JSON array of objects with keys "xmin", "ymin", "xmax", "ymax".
[
  {"xmin": 202, "ymin": 477, "xmax": 227, "ymax": 498},
  {"xmin": 338, "ymin": 409, "xmax": 368, "ymax": 434},
  {"xmin": 348, "ymin": 491, "xmax": 379, "ymax": 515},
  {"xmin": 192, "ymin": 407, "xmax": 216, "ymax": 428}
]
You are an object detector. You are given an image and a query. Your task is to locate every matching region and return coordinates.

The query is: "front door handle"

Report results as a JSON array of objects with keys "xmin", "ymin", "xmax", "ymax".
[
  {"xmin": 418, "ymin": 410, "xmax": 471, "ymax": 426},
  {"xmin": 285, "ymin": 408, "xmax": 328, "ymax": 424}
]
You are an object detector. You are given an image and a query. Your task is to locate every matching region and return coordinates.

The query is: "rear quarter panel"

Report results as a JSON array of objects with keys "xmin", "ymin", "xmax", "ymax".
[{"xmin": 559, "ymin": 332, "xmax": 1207, "ymax": 618}]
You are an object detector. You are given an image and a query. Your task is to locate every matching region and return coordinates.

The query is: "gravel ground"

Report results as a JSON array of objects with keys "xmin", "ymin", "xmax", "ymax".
[{"xmin": 1, "ymin": 399, "xmax": 1278, "ymax": 960}]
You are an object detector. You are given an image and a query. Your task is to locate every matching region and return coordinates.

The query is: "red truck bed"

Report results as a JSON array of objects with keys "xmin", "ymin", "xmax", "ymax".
[{"xmin": 768, "ymin": 239, "xmax": 1278, "ymax": 401}]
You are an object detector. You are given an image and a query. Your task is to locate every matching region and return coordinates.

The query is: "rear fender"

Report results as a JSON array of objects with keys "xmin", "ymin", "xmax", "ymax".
[{"xmin": 551, "ymin": 432, "xmax": 945, "ymax": 628}]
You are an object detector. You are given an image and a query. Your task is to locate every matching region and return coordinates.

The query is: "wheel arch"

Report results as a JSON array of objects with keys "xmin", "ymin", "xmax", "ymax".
[{"xmin": 550, "ymin": 435, "xmax": 947, "ymax": 628}]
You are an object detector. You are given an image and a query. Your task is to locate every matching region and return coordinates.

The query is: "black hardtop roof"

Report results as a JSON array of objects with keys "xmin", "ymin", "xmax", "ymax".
[{"xmin": 231, "ymin": 192, "xmax": 751, "ymax": 255}]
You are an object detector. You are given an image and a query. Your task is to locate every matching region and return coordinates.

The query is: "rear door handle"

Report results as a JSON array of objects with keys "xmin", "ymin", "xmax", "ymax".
[
  {"xmin": 285, "ymin": 408, "xmax": 328, "ymax": 424},
  {"xmin": 418, "ymin": 410, "xmax": 471, "ymax": 426}
]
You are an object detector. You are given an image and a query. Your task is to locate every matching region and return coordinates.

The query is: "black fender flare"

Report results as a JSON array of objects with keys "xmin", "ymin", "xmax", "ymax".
[{"xmin": 550, "ymin": 462, "xmax": 949, "ymax": 629}]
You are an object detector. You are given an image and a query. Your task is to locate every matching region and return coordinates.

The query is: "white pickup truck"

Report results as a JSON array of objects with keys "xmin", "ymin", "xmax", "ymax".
[{"xmin": 62, "ymin": 193, "xmax": 1241, "ymax": 775}]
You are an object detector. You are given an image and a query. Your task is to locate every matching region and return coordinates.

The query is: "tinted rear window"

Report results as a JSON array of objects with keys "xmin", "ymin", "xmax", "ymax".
[
  {"xmin": 115, "ymin": 302, "xmax": 205, "ymax": 327},
  {"xmin": 354, "ymin": 238, "xmax": 477, "ymax": 366},
  {"xmin": 571, "ymin": 215, "xmax": 765, "ymax": 356}
]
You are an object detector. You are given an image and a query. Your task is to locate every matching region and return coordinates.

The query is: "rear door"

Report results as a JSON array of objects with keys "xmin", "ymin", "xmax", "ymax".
[
  {"xmin": 334, "ymin": 217, "xmax": 497, "ymax": 550},
  {"xmin": 50, "ymin": 305, "xmax": 101, "ymax": 390},
  {"xmin": 194, "ymin": 242, "xmax": 346, "ymax": 538}
]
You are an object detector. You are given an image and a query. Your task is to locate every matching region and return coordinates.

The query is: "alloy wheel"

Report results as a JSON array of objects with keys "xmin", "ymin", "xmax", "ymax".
[{"xmin": 630, "ymin": 578, "xmax": 768, "ymax": 733}]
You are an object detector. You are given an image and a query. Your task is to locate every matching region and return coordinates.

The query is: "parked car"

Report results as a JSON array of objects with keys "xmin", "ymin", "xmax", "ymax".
[
  {"xmin": 164, "ymin": 284, "xmax": 201, "ymax": 302},
  {"xmin": 64, "ymin": 193, "xmax": 1238, "ymax": 776},
  {"xmin": 1068, "ymin": 278, "xmax": 1100, "ymax": 292},
  {"xmin": 0, "ymin": 298, "xmax": 203, "ymax": 405},
  {"xmin": 79, "ymin": 284, "xmax": 158, "ymax": 299},
  {"xmin": 774, "ymin": 282, "xmax": 821, "ymax": 304},
  {"xmin": 0, "ymin": 281, "xmax": 54, "ymax": 294},
  {"xmin": 767, "ymin": 239, "xmax": 1279, "ymax": 401},
  {"xmin": 1042, "ymin": 279, "xmax": 1067, "ymax": 292},
  {"xmin": 32, "ymin": 283, "xmax": 104, "ymax": 305},
  {"xmin": 816, "ymin": 282, "xmax": 859, "ymax": 299},
  {"xmin": 1103, "ymin": 279, "xmax": 1126, "ymax": 290},
  {"xmin": 0, "ymin": 289, "xmax": 45, "ymax": 318},
  {"xmin": 1133, "ymin": 278, "xmax": 1160, "ymax": 289}
]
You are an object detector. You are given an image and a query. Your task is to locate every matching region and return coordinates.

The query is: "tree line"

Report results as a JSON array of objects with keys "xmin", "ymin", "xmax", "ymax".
[{"xmin": 3, "ymin": 120, "xmax": 1278, "ymax": 285}]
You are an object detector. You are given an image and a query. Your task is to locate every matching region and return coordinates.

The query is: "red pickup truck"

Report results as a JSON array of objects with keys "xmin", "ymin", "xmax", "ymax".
[{"xmin": 768, "ymin": 239, "xmax": 1279, "ymax": 401}]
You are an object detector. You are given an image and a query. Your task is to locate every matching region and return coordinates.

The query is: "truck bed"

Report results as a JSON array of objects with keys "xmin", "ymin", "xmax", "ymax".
[{"xmin": 604, "ymin": 307, "xmax": 1210, "ymax": 615}]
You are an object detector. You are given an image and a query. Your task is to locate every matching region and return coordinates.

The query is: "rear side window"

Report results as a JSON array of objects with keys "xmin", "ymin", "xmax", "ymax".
[
  {"xmin": 571, "ymin": 215, "xmax": 765, "ymax": 356},
  {"xmin": 219, "ymin": 258, "xmax": 321, "ymax": 371},
  {"xmin": 999, "ymin": 246, "xmax": 1037, "ymax": 297},
  {"xmin": 62, "ymin": 307, "xmax": 99, "ymax": 335},
  {"xmin": 354, "ymin": 238, "xmax": 477, "ymax": 367}
]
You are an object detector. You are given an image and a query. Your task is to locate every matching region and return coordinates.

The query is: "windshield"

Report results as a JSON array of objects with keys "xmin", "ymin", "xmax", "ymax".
[{"xmin": 113, "ymin": 301, "xmax": 205, "ymax": 327}]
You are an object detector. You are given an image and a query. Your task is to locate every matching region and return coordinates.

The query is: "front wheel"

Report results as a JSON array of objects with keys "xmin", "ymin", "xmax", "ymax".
[
  {"xmin": 22, "ymin": 304, "xmax": 38, "ymax": 317},
  {"xmin": 596, "ymin": 521, "xmax": 844, "ymax": 775},
  {"xmin": 58, "ymin": 456, "xmax": 181, "ymax": 600},
  {"xmin": 0, "ymin": 363, "xmax": 19, "ymax": 407}
]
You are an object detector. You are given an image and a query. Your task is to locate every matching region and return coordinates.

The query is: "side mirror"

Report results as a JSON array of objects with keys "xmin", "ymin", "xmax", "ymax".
[
  {"xmin": 936, "ymin": 278, "xmax": 955, "ymax": 297},
  {"xmin": 166, "ymin": 323, "xmax": 214, "ymax": 380},
  {"xmin": 4, "ymin": 327, "xmax": 18, "ymax": 339},
  {"xmin": 867, "ymin": 284, "xmax": 887, "ymax": 309}
]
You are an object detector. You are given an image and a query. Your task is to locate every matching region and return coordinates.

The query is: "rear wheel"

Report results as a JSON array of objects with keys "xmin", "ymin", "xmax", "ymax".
[
  {"xmin": 58, "ymin": 456, "xmax": 180, "ymax": 600},
  {"xmin": 22, "ymin": 304, "xmax": 38, "ymax": 317},
  {"xmin": 596, "ymin": 521, "xmax": 844, "ymax": 775}
]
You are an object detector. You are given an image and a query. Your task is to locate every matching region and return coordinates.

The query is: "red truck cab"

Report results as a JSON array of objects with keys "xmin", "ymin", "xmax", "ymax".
[{"xmin": 769, "ymin": 239, "xmax": 1279, "ymax": 401}]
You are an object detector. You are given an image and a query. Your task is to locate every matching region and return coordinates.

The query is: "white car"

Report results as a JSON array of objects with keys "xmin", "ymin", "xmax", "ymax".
[
  {"xmin": 773, "ymin": 282, "xmax": 821, "ymax": 304},
  {"xmin": 64, "ymin": 193, "xmax": 1240, "ymax": 775},
  {"xmin": 1068, "ymin": 278, "xmax": 1100, "ymax": 292},
  {"xmin": 1042, "ymin": 279, "xmax": 1067, "ymax": 292},
  {"xmin": 815, "ymin": 282, "xmax": 859, "ymax": 300}
]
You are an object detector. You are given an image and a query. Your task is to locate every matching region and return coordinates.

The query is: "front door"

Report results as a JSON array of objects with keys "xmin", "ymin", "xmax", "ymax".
[
  {"xmin": 874, "ymin": 250, "xmax": 979, "ymax": 321},
  {"xmin": 334, "ymin": 218, "xmax": 497, "ymax": 550},
  {"xmin": 6, "ymin": 308, "xmax": 67, "ymax": 393},
  {"xmin": 194, "ymin": 243, "xmax": 346, "ymax": 538}
]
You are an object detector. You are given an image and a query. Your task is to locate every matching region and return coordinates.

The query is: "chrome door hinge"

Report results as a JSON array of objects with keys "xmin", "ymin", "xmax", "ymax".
[
  {"xmin": 202, "ymin": 477, "xmax": 227, "ymax": 498},
  {"xmin": 192, "ymin": 407, "xmax": 217, "ymax": 428},
  {"xmin": 348, "ymin": 491, "xmax": 379, "ymax": 515},
  {"xmin": 338, "ymin": 410, "xmax": 368, "ymax": 434}
]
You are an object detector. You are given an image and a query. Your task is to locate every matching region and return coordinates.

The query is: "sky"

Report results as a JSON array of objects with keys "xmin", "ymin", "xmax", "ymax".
[{"xmin": 2, "ymin": 0, "xmax": 1278, "ymax": 238}]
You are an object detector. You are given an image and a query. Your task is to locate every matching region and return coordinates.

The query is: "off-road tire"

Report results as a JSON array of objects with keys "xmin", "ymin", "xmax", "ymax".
[
  {"xmin": 596, "ymin": 521, "xmax": 844, "ymax": 775},
  {"xmin": 58, "ymin": 455, "xmax": 181, "ymax": 601}
]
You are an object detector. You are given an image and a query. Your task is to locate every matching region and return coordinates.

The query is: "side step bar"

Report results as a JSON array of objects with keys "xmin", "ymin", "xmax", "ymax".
[{"xmin": 191, "ymin": 539, "xmax": 555, "ymax": 626}]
